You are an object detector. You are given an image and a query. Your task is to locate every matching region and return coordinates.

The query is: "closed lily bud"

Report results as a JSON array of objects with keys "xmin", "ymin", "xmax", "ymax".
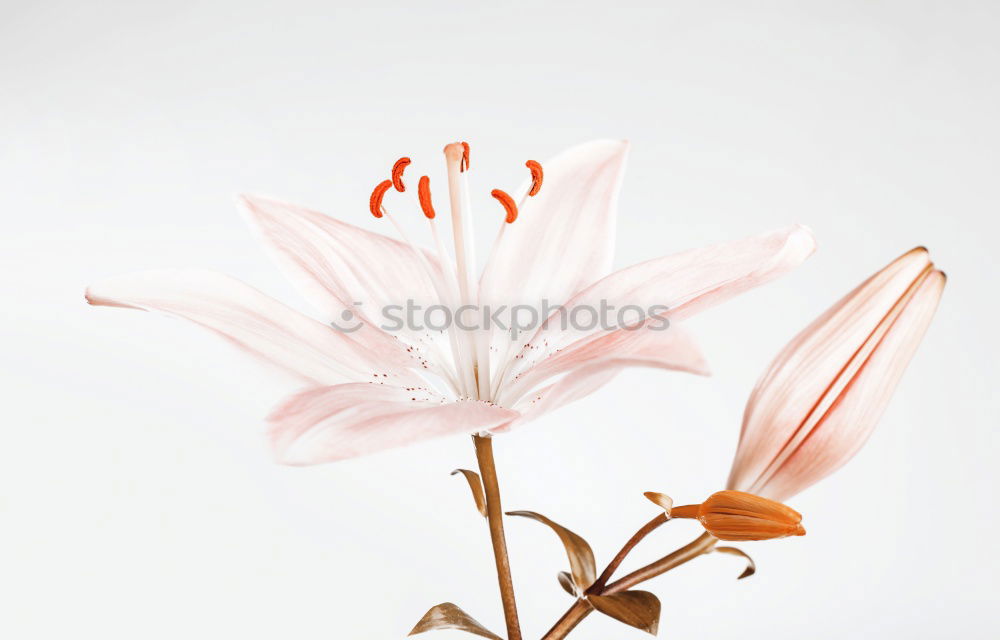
[
  {"xmin": 670, "ymin": 490, "xmax": 805, "ymax": 541},
  {"xmin": 726, "ymin": 247, "xmax": 946, "ymax": 502}
]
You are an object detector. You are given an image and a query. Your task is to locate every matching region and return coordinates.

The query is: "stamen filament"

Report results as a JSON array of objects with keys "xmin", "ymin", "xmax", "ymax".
[
  {"xmin": 486, "ymin": 185, "xmax": 541, "ymax": 398},
  {"xmin": 380, "ymin": 206, "xmax": 462, "ymax": 395}
]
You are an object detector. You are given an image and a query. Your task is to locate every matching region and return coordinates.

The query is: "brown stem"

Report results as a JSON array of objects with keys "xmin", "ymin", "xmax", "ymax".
[
  {"xmin": 473, "ymin": 435, "xmax": 521, "ymax": 640},
  {"xmin": 541, "ymin": 532, "xmax": 717, "ymax": 640},
  {"xmin": 542, "ymin": 599, "xmax": 591, "ymax": 640},
  {"xmin": 585, "ymin": 512, "xmax": 668, "ymax": 595},
  {"xmin": 604, "ymin": 531, "xmax": 717, "ymax": 594}
]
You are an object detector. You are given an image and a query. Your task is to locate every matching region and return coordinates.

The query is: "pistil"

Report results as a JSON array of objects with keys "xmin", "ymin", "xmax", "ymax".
[{"xmin": 444, "ymin": 142, "xmax": 490, "ymax": 400}]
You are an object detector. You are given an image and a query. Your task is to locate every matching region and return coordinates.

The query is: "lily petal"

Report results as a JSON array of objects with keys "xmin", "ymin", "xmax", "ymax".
[
  {"xmin": 503, "ymin": 364, "xmax": 623, "ymax": 430},
  {"xmin": 501, "ymin": 324, "xmax": 709, "ymax": 406},
  {"xmin": 557, "ymin": 223, "xmax": 814, "ymax": 328},
  {"xmin": 499, "ymin": 326, "xmax": 708, "ymax": 429},
  {"xmin": 86, "ymin": 269, "xmax": 419, "ymax": 386},
  {"xmin": 240, "ymin": 194, "xmax": 446, "ymax": 330},
  {"xmin": 727, "ymin": 248, "xmax": 946, "ymax": 501},
  {"xmin": 479, "ymin": 139, "xmax": 629, "ymax": 311},
  {"xmin": 502, "ymin": 225, "xmax": 815, "ymax": 393},
  {"xmin": 269, "ymin": 383, "xmax": 520, "ymax": 465}
]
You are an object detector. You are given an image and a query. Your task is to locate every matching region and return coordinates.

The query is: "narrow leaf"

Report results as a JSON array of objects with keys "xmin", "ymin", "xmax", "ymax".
[
  {"xmin": 557, "ymin": 571, "xmax": 577, "ymax": 596},
  {"xmin": 451, "ymin": 469, "xmax": 488, "ymax": 517},
  {"xmin": 589, "ymin": 590, "xmax": 661, "ymax": 635},
  {"xmin": 408, "ymin": 602, "xmax": 502, "ymax": 639},
  {"xmin": 643, "ymin": 491, "xmax": 673, "ymax": 516},
  {"xmin": 506, "ymin": 510, "xmax": 596, "ymax": 589},
  {"xmin": 715, "ymin": 546, "xmax": 756, "ymax": 579}
]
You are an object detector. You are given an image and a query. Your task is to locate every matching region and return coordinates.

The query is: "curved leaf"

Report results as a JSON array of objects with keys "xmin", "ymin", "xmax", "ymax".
[
  {"xmin": 450, "ymin": 469, "xmax": 487, "ymax": 517},
  {"xmin": 506, "ymin": 510, "xmax": 596, "ymax": 589},
  {"xmin": 408, "ymin": 603, "xmax": 502, "ymax": 639},
  {"xmin": 557, "ymin": 571, "xmax": 578, "ymax": 597},
  {"xmin": 643, "ymin": 491, "xmax": 674, "ymax": 516},
  {"xmin": 714, "ymin": 546, "xmax": 756, "ymax": 580},
  {"xmin": 589, "ymin": 590, "xmax": 661, "ymax": 635}
]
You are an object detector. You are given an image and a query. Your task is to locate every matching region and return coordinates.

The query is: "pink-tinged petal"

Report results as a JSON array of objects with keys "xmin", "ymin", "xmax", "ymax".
[
  {"xmin": 479, "ymin": 139, "xmax": 629, "ymax": 311},
  {"xmin": 727, "ymin": 248, "xmax": 946, "ymax": 501},
  {"xmin": 499, "ymin": 225, "xmax": 814, "ymax": 389},
  {"xmin": 268, "ymin": 383, "xmax": 520, "ymax": 464},
  {"xmin": 558, "ymin": 224, "xmax": 815, "ymax": 327},
  {"xmin": 86, "ymin": 269, "xmax": 421, "ymax": 387},
  {"xmin": 729, "ymin": 247, "xmax": 931, "ymax": 494},
  {"xmin": 495, "ymin": 364, "xmax": 623, "ymax": 432},
  {"xmin": 239, "ymin": 194, "xmax": 446, "ymax": 329},
  {"xmin": 500, "ymin": 324, "xmax": 709, "ymax": 406}
]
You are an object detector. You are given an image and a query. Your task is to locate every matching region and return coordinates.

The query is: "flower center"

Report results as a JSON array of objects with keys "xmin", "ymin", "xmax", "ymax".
[{"xmin": 365, "ymin": 142, "xmax": 545, "ymax": 402}]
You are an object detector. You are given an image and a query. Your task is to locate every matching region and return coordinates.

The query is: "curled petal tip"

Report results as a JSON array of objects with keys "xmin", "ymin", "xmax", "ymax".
[
  {"xmin": 790, "ymin": 224, "xmax": 818, "ymax": 253},
  {"xmin": 84, "ymin": 285, "xmax": 143, "ymax": 310},
  {"xmin": 643, "ymin": 491, "xmax": 674, "ymax": 515}
]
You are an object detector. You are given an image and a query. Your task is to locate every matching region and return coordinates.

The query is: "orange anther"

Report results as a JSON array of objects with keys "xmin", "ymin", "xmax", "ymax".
[
  {"xmin": 369, "ymin": 179, "xmax": 392, "ymax": 218},
  {"xmin": 418, "ymin": 176, "xmax": 436, "ymax": 219},
  {"xmin": 525, "ymin": 160, "xmax": 543, "ymax": 196},
  {"xmin": 461, "ymin": 142, "xmax": 470, "ymax": 171},
  {"xmin": 491, "ymin": 189, "xmax": 518, "ymax": 223},
  {"xmin": 391, "ymin": 157, "xmax": 410, "ymax": 192}
]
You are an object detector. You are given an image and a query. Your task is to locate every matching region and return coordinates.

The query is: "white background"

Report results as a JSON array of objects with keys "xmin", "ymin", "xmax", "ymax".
[{"xmin": 3, "ymin": 1, "xmax": 998, "ymax": 638}]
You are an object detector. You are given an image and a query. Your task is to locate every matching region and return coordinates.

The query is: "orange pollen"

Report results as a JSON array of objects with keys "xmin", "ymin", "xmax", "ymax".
[
  {"xmin": 418, "ymin": 176, "xmax": 436, "ymax": 219},
  {"xmin": 460, "ymin": 142, "xmax": 470, "ymax": 171},
  {"xmin": 525, "ymin": 160, "xmax": 543, "ymax": 196},
  {"xmin": 391, "ymin": 157, "xmax": 410, "ymax": 192},
  {"xmin": 369, "ymin": 179, "xmax": 392, "ymax": 218},
  {"xmin": 491, "ymin": 188, "xmax": 518, "ymax": 223}
]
